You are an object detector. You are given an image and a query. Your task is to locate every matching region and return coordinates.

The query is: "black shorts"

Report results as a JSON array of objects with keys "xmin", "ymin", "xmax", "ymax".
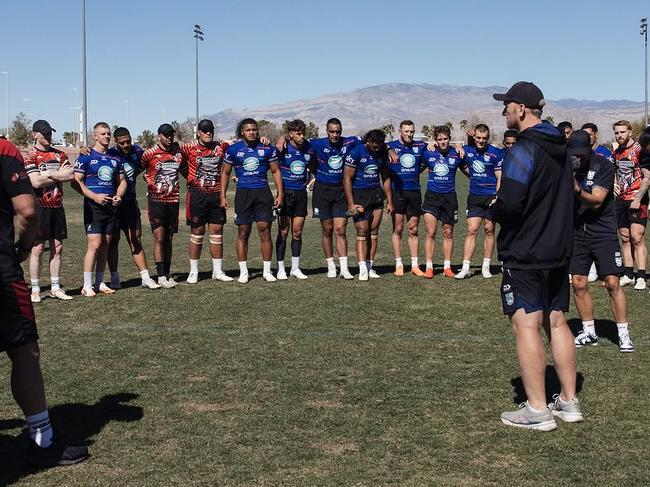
[
  {"xmin": 500, "ymin": 266, "xmax": 570, "ymax": 316},
  {"xmin": 148, "ymin": 200, "xmax": 180, "ymax": 233},
  {"xmin": 312, "ymin": 181, "xmax": 348, "ymax": 220},
  {"xmin": 570, "ymin": 238, "xmax": 623, "ymax": 277},
  {"xmin": 422, "ymin": 191, "xmax": 458, "ymax": 224},
  {"xmin": 117, "ymin": 199, "xmax": 142, "ymax": 232},
  {"xmin": 392, "ymin": 189, "xmax": 422, "ymax": 217},
  {"xmin": 352, "ymin": 187, "xmax": 385, "ymax": 222},
  {"xmin": 280, "ymin": 189, "xmax": 308, "ymax": 218},
  {"xmin": 234, "ymin": 187, "xmax": 274, "ymax": 225},
  {"xmin": 467, "ymin": 193, "xmax": 495, "ymax": 219},
  {"xmin": 616, "ymin": 198, "xmax": 648, "ymax": 228},
  {"xmin": 186, "ymin": 190, "xmax": 226, "ymax": 227},
  {"xmin": 0, "ymin": 279, "xmax": 39, "ymax": 352},
  {"xmin": 37, "ymin": 206, "xmax": 67, "ymax": 241},
  {"xmin": 84, "ymin": 199, "xmax": 118, "ymax": 235}
]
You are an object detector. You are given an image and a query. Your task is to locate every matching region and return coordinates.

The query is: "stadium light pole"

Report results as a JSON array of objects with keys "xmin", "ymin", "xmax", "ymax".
[
  {"xmin": 193, "ymin": 24, "xmax": 204, "ymax": 137},
  {"xmin": 1, "ymin": 71, "xmax": 7, "ymax": 137},
  {"xmin": 81, "ymin": 0, "xmax": 88, "ymax": 145},
  {"xmin": 24, "ymin": 98, "xmax": 32, "ymax": 121},
  {"xmin": 73, "ymin": 88, "xmax": 80, "ymax": 147},
  {"xmin": 642, "ymin": 18, "xmax": 648, "ymax": 127}
]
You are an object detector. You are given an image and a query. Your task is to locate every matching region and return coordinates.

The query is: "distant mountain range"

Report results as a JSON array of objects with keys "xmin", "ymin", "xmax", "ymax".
[{"xmin": 206, "ymin": 83, "xmax": 645, "ymax": 142}]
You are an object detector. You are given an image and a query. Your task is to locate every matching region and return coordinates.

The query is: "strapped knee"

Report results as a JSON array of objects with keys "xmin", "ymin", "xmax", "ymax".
[
  {"xmin": 190, "ymin": 234, "xmax": 204, "ymax": 245},
  {"xmin": 209, "ymin": 234, "xmax": 223, "ymax": 245},
  {"xmin": 370, "ymin": 235, "xmax": 378, "ymax": 240},
  {"xmin": 356, "ymin": 236, "xmax": 367, "ymax": 241}
]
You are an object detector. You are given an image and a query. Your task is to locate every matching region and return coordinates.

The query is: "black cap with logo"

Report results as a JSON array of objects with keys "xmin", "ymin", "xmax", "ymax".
[
  {"xmin": 157, "ymin": 123, "xmax": 176, "ymax": 137},
  {"xmin": 566, "ymin": 130, "xmax": 592, "ymax": 157},
  {"xmin": 32, "ymin": 120, "xmax": 56, "ymax": 135},
  {"xmin": 493, "ymin": 81, "xmax": 546, "ymax": 109},
  {"xmin": 197, "ymin": 119, "xmax": 215, "ymax": 133}
]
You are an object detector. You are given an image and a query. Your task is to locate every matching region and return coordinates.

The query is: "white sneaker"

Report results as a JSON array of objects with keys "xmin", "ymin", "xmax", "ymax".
[
  {"xmin": 186, "ymin": 272, "xmax": 199, "ymax": 284},
  {"xmin": 339, "ymin": 269, "xmax": 354, "ymax": 280},
  {"xmin": 634, "ymin": 278, "xmax": 646, "ymax": 290},
  {"xmin": 482, "ymin": 267, "xmax": 493, "ymax": 279},
  {"xmin": 97, "ymin": 282, "xmax": 116, "ymax": 294},
  {"xmin": 31, "ymin": 291, "xmax": 41, "ymax": 303},
  {"xmin": 158, "ymin": 276, "xmax": 178, "ymax": 289},
  {"xmin": 212, "ymin": 271, "xmax": 233, "ymax": 282},
  {"xmin": 619, "ymin": 275, "xmax": 634, "ymax": 287},
  {"xmin": 237, "ymin": 273, "xmax": 249, "ymax": 284},
  {"xmin": 167, "ymin": 277, "xmax": 178, "ymax": 288},
  {"xmin": 454, "ymin": 268, "xmax": 471, "ymax": 279},
  {"xmin": 290, "ymin": 268, "xmax": 308, "ymax": 280},
  {"xmin": 326, "ymin": 267, "xmax": 338, "ymax": 278},
  {"xmin": 358, "ymin": 269, "xmax": 369, "ymax": 281},
  {"xmin": 49, "ymin": 289, "xmax": 73, "ymax": 300},
  {"xmin": 262, "ymin": 272, "xmax": 277, "ymax": 282},
  {"xmin": 276, "ymin": 269, "xmax": 288, "ymax": 280},
  {"xmin": 368, "ymin": 269, "xmax": 380, "ymax": 279},
  {"xmin": 141, "ymin": 278, "xmax": 161, "ymax": 289},
  {"xmin": 81, "ymin": 286, "xmax": 96, "ymax": 297},
  {"xmin": 619, "ymin": 333, "xmax": 635, "ymax": 353},
  {"xmin": 575, "ymin": 331, "xmax": 598, "ymax": 348}
]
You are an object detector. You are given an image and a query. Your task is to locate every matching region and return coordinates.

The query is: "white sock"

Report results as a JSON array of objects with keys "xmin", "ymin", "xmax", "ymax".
[
  {"xmin": 26, "ymin": 410, "xmax": 53, "ymax": 448},
  {"xmin": 51, "ymin": 277, "xmax": 60, "ymax": 292},
  {"xmin": 30, "ymin": 279, "xmax": 40, "ymax": 292},
  {"xmin": 139, "ymin": 269, "xmax": 151, "ymax": 283},
  {"xmin": 238, "ymin": 261, "xmax": 248, "ymax": 275},
  {"xmin": 426, "ymin": 261, "xmax": 433, "ymax": 270},
  {"xmin": 110, "ymin": 271, "xmax": 120, "ymax": 287},
  {"xmin": 277, "ymin": 260, "xmax": 285, "ymax": 273},
  {"xmin": 83, "ymin": 272, "xmax": 93, "ymax": 289},
  {"xmin": 95, "ymin": 271, "xmax": 104, "ymax": 287},
  {"xmin": 411, "ymin": 257, "xmax": 418, "ymax": 268},
  {"xmin": 326, "ymin": 257, "xmax": 336, "ymax": 271},
  {"xmin": 263, "ymin": 260, "xmax": 272, "ymax": 274},
  {"xmin": 339, "ymin": 256, "xmax": 349, "ymax": 270},
  {"xmin": 189, "ymin": 259, "xmax": 199, "ymax": 274},
  {"xmin": 359, "ymin": 261, "xmax": 368, "ymax": 272},
  {"xmin": 617, "ymin": 322, "xmax": 629, "ymax": 335},
  {"xmin": 443, "ymin": 260, "xmax": 451, "ymax": 270},
  {"xmin": 291, "ymin": 256, "xmax": 300, "ymax": 271},
  {"xmin": 483, "ymin": 258, "xmax": 491, "ymax": 268},
  {"xmin": 395, "ymin": 257, "xmax": 403, "ymax": 268},
  {"xmin": 212, "ymin": 258, "xmax": 223, "ymax": 274},
  {"xmin": 582, "ymin": 320, "xmax": 595, "ymax": 335},
  {"xmin": 462, "ymin": 260, "xmax": 471, "ymax": 271},
  {"xmin": 369, "ymin": 260, "xmax": 374, "ymax": 270}
]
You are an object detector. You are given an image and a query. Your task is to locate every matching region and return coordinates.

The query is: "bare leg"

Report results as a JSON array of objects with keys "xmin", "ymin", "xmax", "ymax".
[{"xmin": 510, "ymin": 309, "xmax": 547, "ymax": 410}]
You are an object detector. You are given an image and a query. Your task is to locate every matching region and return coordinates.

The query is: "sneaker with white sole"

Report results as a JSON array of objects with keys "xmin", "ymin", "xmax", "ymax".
[
  {"xmin": 619, "ymin": 275, "xmax": 634, "ymax": 287},
  {"xmin": 358, "ymin": 269, "xmax": 369, "ymax": 281},
  {"xmin": 500, "ymin": 402, "xmax": 557, "ymax": 431},
  {"xmin": 166, "ymin": 277, "xmax": 178, "ymax": 288},
  {"xmin": 290, "ymin": 268, "xmax": 308, "ymax": 280},
  {"xmin": 326, "ymin": 268, "xmax": 338, "ymax": 278},
  {"xmin": 141, "ymin": 278, "xmax": 161, "ymax": 289},
  {"xmin": 276, "ymin": 269, "xmax": 288, "ymax": 280},
  {"xmin": 212, "ymin": 271, "xmax": 233, "ymax": 282},
  {"xmin": 618, "ymin": 333, "xmax": 635, "ymax": 353},
  {"xmin": 482, "ymin": 267, "xmax": 493, "ymax": 279},
  {"xmin": 574, "ymin": 330, "xmax": 598, "ymax": 348},
  {"xmin": 454, "ymin": 268, "xmax": 471, "ymax": 279},
  {"xmin": 49, "ymin": 289, "xmax": 73, "ymax": 300},
  {"xmin": 158, "ymin": 276, "xmax": 177, "ymax": 289},
  {"xmin": 368, "ymin": 269, "xmax": 380, "ymax": 279},
  {"xmin": 634, "ymin": 278, "xmax": 646, "ymax": 290},
  {"xmin": 262, "ymin": 272, "xmax": 277, "ymax": 282},
  {"xmin": 339, "ymin": 269, "xmax": 354, "ymax": 280},
  {"xmin": 186, "ymin": 272, "xmax": 199, "ymax": 284},
  {"xmin": 548, "ymin": 394, "xmax": 583, "ymax": 423},
  {"xmin": 31, "ymin": 291, "xmax": 41, "ymax": 303},
  {"xmin": 237, "ymin": 273, "xmax": 249, "ymax": 284},
  {"xmin": 97, "ymin": 283, "xmax": 116, "ymax": 295},
  {"xmin": 81, "ymin": 286, "xmax": 96, "ymax": 297}
]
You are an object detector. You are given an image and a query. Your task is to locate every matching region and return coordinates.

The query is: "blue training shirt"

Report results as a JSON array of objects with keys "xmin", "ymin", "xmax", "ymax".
[
  {"xmin": 344, "ymin": 143, "xmax": 386, "ymax": 190},
  {"xmin": 75, "ymin": 149, "xmax": 124, "ymax": 196},
  {"xmin": 310, "ymin": 136, "xmax": 360, "ymax": 185},
  {"xmin": 386, "ymin": 139, "xmax": 426, "ymax": 191},
  {"xmin": 422, "ymin": 147, "xmax": 461, "ymax": 193},
  {"xmin": 223, "ymin": 140, "xmax": 278, "ymax": 190},
  {"xmin": 462, "ymin": 144, "xmax": 504, "ymax": 195},
  {"xmin": 594, "ymin": 144, "xmax": 614, "ymax": 163},
  {"xmin": 107, "ymin": 144, "xmax": 142, "ymax": 202},
  {"xmin": 278, "ymin": 140, "xmax": 313, "ymax": 191}
]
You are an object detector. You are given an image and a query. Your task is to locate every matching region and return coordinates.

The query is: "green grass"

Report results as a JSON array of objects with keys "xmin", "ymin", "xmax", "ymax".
[{"xmin": 1, "ymin": 174, "xmax": 648, "ymax": 486}]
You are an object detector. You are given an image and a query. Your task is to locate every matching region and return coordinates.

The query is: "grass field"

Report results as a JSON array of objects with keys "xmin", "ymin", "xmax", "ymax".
[{"xmin": 1, "ymin": 169, "xmax": 649, "ymax": 486}]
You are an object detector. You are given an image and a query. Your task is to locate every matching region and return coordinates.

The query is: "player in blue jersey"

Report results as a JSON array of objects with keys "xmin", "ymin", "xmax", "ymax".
[
  {"xmin": 421, "ymin": 125, "xmax": 462, "ymax": 279},
  {"xmin": 73, "ymin": 122, "xmax": 127, "ymax": 297},
  {"xmin": 456, "ymin": 124, "xmax": 503, "ymax": 279},
  {"xmin": 343, "ymin": 129, "xmax": 393, "ymax": 280},
  {"xmin": 581, "ymin": 123, "xmax": 613, "ymax": 163},
  {"xmin": 105, "ymin": 127, "xmax": 160, "ymax": 290},
  {"xmin": 275, "ymin": 119, "xmax": 313, "ymax": 280},
  {"xmin": 387, "ymin": 120, "xmax": 427, "ymax": 277},
  {"xmin": 220, "ymin": 118, "xmax": 284, "ymax": 283},
  {"xmin": 503, "ymin": 129, "xmax": 518, "ymax": 149}
]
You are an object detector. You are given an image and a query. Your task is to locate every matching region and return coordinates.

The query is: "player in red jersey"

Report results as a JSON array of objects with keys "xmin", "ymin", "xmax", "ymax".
[
  {"xmin": 181, "ymin": 119, "xmax": 233, "ymax": 283},
  {"xmin": 23, "ymin": 120, "xmax": 74, "ymax": 302},
  {"xmin": 139, "ymin": 124, "xmax": 184, "ymax": 288}
]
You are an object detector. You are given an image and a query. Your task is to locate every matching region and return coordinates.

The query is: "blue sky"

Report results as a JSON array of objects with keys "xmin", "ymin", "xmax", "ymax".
[{"xmin": 1, "ymin": 0, "xmax": 648, "ymax": 137}]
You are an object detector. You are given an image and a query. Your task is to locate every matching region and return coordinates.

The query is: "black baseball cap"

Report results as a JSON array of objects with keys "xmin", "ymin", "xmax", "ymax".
[
  {"xmin": 493, "ymin": 81, "xmax": 545, "ymax": 109},
  {"xmin": 566, "ymin": 130, "xmax": 592, "ymax": 156},
  {"xmin": 158, "ymin": 123, "xmax": 175, "ymax": 137},
  {"xmin": 32, "ymin": 119, "xmax": 56, "ymax": 135},
  {"xmin": 197, "ymin": 119, "xmax": 214, "ymax": 133}
]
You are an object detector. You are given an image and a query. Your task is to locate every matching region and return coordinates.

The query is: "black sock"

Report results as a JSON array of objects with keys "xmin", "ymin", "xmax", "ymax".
[
  {"xmin": 638, "ymin": 269, "xmax": 646, "ymax": 281},
  {"xmin": 625, "ymin": 267, "xmax": 634, "ymax": 279},
  {"xmin": 163, "ymin": 262, "xmax": 171, "ymax": 278},
  {"xmin": 155, "ymin": 262, "xmax": 164, "ymax": 278},
  {"xmin": 276, "ymin": 235, "xmax": 286, "ymax": 262},
  {"xmin": 291, "ymin": 238, "xmax": 302, "ymax": 257}
]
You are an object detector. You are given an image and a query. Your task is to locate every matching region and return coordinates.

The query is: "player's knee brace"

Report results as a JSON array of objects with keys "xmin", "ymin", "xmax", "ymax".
[
  {"xmin": 209, "ymin": 234, "xmax": 223, "ymax": 245},
  {"xmin": 370, "ymin": 234, "xmax": 378, "ymax": 240},
  {"xmin": 356, "ymin": 236, "xmax": 367, "ymax": 241},
  {"xmin": 190, "ymin": 234, "xmax": 204, "ymax": 245}
]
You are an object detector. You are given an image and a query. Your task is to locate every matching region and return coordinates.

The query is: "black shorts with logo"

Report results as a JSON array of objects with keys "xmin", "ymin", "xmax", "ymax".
[
  {"xmin": 234, "ymin": 187, "xmax": 274, "ymax": 225},
  {"xmin": 186, "ymin": 190, "xmax": 226, "ymax": 227},
  {"xmin": 422, "ymin": 191, "xmax": 458, "ymax": 224},
  {"xmin": 312, "ymin": 181, "xmax": 348, "ymax": 220},
  {"xmin": 352, "ymin": 187, "xmax": 385, "ymax": 222},
  {"xmin": 616, "ymin": 198, "xmax": 648, "ymax": 228},
  {"xmin": 570, "ymin": 238, "xmax": 623, "ymax": 277},
  {"xmin": 0, "ymin": 278, "xmax": 39, "ymax": 352},
  {"xmin": 117, "ymin": 199, "xmax": 142, "ymax": 232},
  {"xmin": 500, "ymin": 266, "xmax": 570, "ymax": 316},
  {"xmin": 280, "ymin": 189, "xmax": 308, "ymax": 218},
  {"xmin": 37, "ymin": 206, "xmax": 67, "ymax": 241},
  {"xmin": 467, "ymin": 193, "xmax": 495, "ymax": 219},
  {"xmin": 148, "ymin": 200, "xmax": 180, "ymax": 233},
  {"xmin": 392, "ymin": 188, "xmax": 422, "ymax": 217},
  {"xmin": 84, "ymin": 199, "xmax": 118, "ymax": 235}
]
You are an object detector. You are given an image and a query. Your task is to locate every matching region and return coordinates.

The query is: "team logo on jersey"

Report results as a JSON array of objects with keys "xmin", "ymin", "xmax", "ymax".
[
  {"xmin": 400, "ymin": 153, "xmax": 416, "ymax": 168},
  {"xmin": 243, "ymin": 157, "xmax": 260, "ymax": 171},
  {"xmin": 123, "ymin": 162, "xmax": 135, "ymax": 179},
  {"xmin": 504, "ymin": 292, "xmax": 514, "ymax": 306},
  {"xmin": 364, "ymin": 164, "xmax": 378, "ymax": 175},
  {"xmin": 236, "ymin": 152, "xmax": 245, "ymax": 157},
  {"xmin": 434, "ymin": 162, "xmax": 449, "ymax": 177},
  {"xmin": 615, "ymin": 251, "xmax": 623, "ymax": 267},
  {"xmin": 257, "ymin": 149, "xmax": 266, "ymax": 157},
  {"xmin": 587, "ymin": 170, "xmax": 595, "ymax": 180},
  {"xmin": 314, "ymin": 207, "xmax": 320, "ymax": 216},
  {"xmin": 448, "ymin": 157, "xmax": 456, "ymax": 166},
  {"xmin": 472, "ymin": 161, "xmax": 486, "ymax": 173},
  {"xmin": 290, "ymin": 160, "xmax": 306, "ymax": 175},
  {"xmin": 413, "ymin": 147, "xmax": 419, "ymax": 154},
  {"xmin": 97, "ymin": 166, "xmax": 114, "ymax": 181},
  {"xmin": 502, "ymin": 284, "xmax": 511, "ymax": 292},
  {"xmin": 483, "ymin": 154, "xmax": 491, "ymax": 162},
  {"xmin": 304, "ymin": 154, "xmax": 311, "ymax": 162},
  {"xmin": 328, "ymin": 155, "xmax": 343, "ymax": 170}
]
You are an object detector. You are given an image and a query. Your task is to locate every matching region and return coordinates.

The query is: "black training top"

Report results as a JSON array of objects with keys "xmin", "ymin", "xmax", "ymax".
[{"xmin": 574, "ymin": 153, "xmax": 617, "ymax": 241}]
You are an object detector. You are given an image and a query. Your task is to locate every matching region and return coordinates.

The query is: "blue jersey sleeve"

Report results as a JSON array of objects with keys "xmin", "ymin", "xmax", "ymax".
[
  {"xmin": 223, "ymin": 146, "xmax": 236, "ymax": 166},
  {"xmin": 74, "ymin": 155, "xmax": 88, "ymax": 174}
]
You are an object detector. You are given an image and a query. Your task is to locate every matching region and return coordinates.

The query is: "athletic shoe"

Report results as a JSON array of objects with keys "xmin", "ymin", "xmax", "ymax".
[
  {"xmin": 587, "ymin": 271, "xmax": 599, "ymax": 283},
  {"xmin": 290, "ymin": 268, "xmax": 308, "ymax": 280},
  {"xmin": 31, "ymin": 291, "xmax": 41, "ymax": 303},
  {"xmin": 141, "ymin": 279, "xmax": 161, "ymax": 289},
  {"xmin": 339, "ymin": 269, "xmax": 354, "ymax": 280},
  {"xmin": 276, "ymin": 269, "xmax": 288, "ymax": 280},
  {"xmin": 186, "ymin": 272, "xmax": 199, "ymax": 284},
  {"xmin": 548, "ymin": 394, "xmax": 583, "ymax": 423},
  {"xmin": 500, "ymin": 402, "xmax": 557, "ymax": 431},
  {"xmin": 442, "ymin": 268, "xmax": 455, "ymax": 278},
  {"xmin": 368, "ymin": 269, "xmax": 380, "ymax": 279},
  {"xmin": 634, "ymin": 278, "xmax": 646, "ymax": 290},
  {"xmin": 262, "ymin": 272, "xmax": 277, "ymax": 282},
  {"xmin": 358, "ymin": 269, "xmax": 369, "ymax": 281},
  {"xmin": 424, "ymin": 268, "xmax": 434, "ymax": 279},
  {"xmin": 326, "ymin": 268, "xmax": 338, "ymax": 278},
  {"xmin": 454, "ymin": 268, "xmax": 471, "ymax": 279},
  {"xmin": 411, "ymin": 266, "xmax": 426, "ymax": 277},
  {"xmin": 27, "ymin": 440, "xmax": 89, "ymax": 468},
  {"xmin": 237, "ymin": 273, "xmax": 249, "ymax": 284},
  {"xmin": 212, "ymin": 271, "xmax": 234, "ymax": 282},
  {"xmin": 619, "ymin": 275, "xmax": 634, "ymax": 287},
  {"xmin": 482, "ymin": 267, "xmax": 493, "ymax": 279},
  {"xmin": 49, "ymin": 289, "xmax": 72, "ymax": 300},
  {"xmin": 81, "ymin": 286, "xmax": 96, "ymax": 297},
  {"xmin": 394, "ymin": 265, "xmax": 404, "ymax": 276},
  {"xmin": 167, "ymin": 277, "xmax": 179, "ymax": 287},
  {"xmin": 157, "ymin": 277, "xmax": 177, "ymax": 289},
  {"xmin": 618, "ymin": 333, "xmax": 635, "ymax": 353},
  {"xmin": 574, "ymin": 331, "xmax": 598, "ymax": 348},
  {"xmin": 97, "ymin": 283, "xmax": 116, "ymax": 295}
]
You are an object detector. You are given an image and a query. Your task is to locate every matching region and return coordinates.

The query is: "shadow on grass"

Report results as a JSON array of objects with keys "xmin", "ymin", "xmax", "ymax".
[
  {"xmin": 567, "ymin": 317, "xmax": 619, "ymax": 345},
  {"xmin": 510, "ymin": 366, "xmax": 585, "ymax": 405},
  {"xmin": 0, "ymin": 392, "xmax": 143, "ymax": 486}
]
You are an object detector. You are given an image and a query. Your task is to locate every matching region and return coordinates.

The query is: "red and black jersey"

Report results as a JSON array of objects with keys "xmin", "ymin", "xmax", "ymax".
[
  {"xmin": 140, "ymin": 143, "xmax": 183, "ymax": 203},
  {"xmin": 24, "ymin": 147, "xmax": 70, "ymax": 208},
  {"xmin": 180, "ymin": 140, "xmax": 229, "ymax": 193}
]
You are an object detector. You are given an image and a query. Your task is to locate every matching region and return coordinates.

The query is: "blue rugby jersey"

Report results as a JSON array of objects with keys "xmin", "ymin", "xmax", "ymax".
[
  {"xmin": 75, "ymin": 149, "xmax": 124, "ymax": 196},
  {"xmin": 386, "ymin": 139, "xmax": 426, "ymax": 191},
  {"xmin": 594, "ymin": 144, "xmax": 614, "ymax": 163},
  {"xmin": 344, "ymin": 143, "xmax": 386, "ymax": 190},
  {"xmin": 107, "ymin": 144, "xmax": 142, "ymax": 202},
  {"xmin": 278, "ymin": 140, "xmax": 313, "ymax": 191},
  {"xmin": 461, "ymin": 145, "xmax": 504, "ymax": 195},
  {"xmin": 223, "ymin": 140, "xmax": 278, "ymax": 189},
  {"xmin": 422, "ymin": 147, "xmax": 461, "ymax": 193},
  {"xmin": 310, "ymin": 136, "xmax": 360, "ymax": 185}
]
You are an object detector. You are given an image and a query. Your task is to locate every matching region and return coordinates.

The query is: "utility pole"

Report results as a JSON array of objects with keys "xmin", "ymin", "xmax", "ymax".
[
  {"xmin": 81, "ymin": 0, "xmax": 88, "ymax": 145},
  {"xmin": 193, "ymin": 24, "xmax": 204, "ymax": 137},
  {"xmin": 642, "ymin": 18, "xmax": 648, "ymax": 127}
]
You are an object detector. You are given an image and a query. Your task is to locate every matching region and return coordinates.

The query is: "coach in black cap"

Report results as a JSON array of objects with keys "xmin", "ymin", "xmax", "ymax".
[
  {"xmin": 157, "ymin": 123, "xmax": 175, "ymax": 137},
  {"xmin": 488, "ymin": 81, "xmax": 581, "ymax": 431}
]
